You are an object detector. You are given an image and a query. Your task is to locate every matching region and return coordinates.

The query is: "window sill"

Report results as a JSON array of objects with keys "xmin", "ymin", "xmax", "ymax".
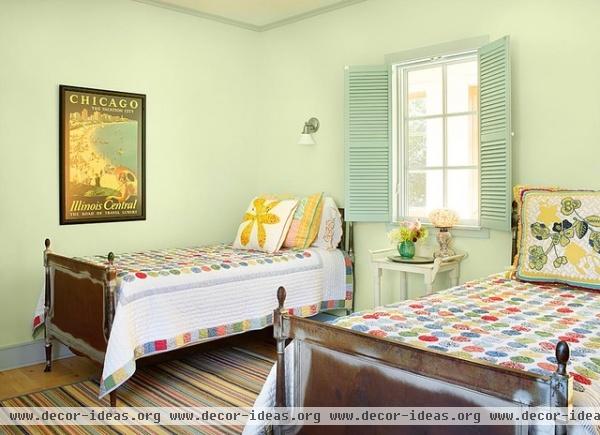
[
  {"xmin": 386, "ymin": 222, "xmax": 490, "ymax": 239},
  {"xmin": 436, "ymin": 225, "xmax": 490, "ymax": 239}
]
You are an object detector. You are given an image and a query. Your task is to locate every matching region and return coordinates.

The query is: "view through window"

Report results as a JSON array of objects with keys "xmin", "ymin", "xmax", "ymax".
[{"xmin": 396, "ymin": 55, "xmax": 479, "ymax": 225}]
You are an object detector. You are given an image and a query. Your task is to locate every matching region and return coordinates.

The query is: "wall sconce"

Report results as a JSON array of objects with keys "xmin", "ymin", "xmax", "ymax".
[{"xmin": 298, "ymin": 117, "xmax": 319, "ymax": 145}]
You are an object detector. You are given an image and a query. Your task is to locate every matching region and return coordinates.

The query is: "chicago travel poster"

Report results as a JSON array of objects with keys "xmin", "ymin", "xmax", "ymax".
[{"xmin": 59, "ymin": 86, "xmax": 146, "ymax": 224}]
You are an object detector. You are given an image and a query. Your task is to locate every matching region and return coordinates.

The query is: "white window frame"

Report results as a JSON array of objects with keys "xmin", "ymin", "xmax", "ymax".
[{"xmin": 392, "ymin": 51, "xmax": 480, "ymax": 227}]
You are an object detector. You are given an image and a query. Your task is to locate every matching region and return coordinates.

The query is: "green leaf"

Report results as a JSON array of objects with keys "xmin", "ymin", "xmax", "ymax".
[
  {"xmin": 530, "ymin": 222, "xmax": 550, "ymax": 240},
  {"xmin": 586, "ymin": 215, "xmax": 600, "ymax": 227},
  {"xmin": 559, "ymin": 235, "xmax": 570, "ymax": 247},
  {"xmin": 574, "ymin": 219, "xmax": 589, "ymax": 239},
  {"xmin": 590, "ymin": 231, "xmax": 600, "ymax": 253},
  {"xmin": 553, "ymin": 256, "xmax": 568, "ymax": 268},
  {"xmin": 553, "ymin": 258, "xmax": 562, "ymax": 268},
  {"xmin": 528, "ymin": 245, "xmax": 548, "ymax": 270},
  {"xmin": 561, "ymin": 197, "xmax": 581, "ymax": 215},
  {"xmin": 558, "ymin": 255, "xmax": 569, "ymax": 264}
]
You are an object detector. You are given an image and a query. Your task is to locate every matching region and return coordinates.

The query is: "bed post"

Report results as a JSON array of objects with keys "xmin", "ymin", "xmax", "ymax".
[
  {"xmin": 43, "ymin": 238, "xmax": 53, "ymax": 372},
  {"xmin": 551, "ymin": 341, "xmax": 572, "ymax": 435},
  {"xmin": 348, "ymin": 221, "xmax": 355, "ymax": 313},
  {"xmin": 274, "ymin": 286, "xmax": 288, "ymax": 412},
  {"xmin": 105, "ymin": 252, "xmax": 118, "ymax": 407},
  {"xmin": 511, "ymin": 200, "xmax": 518, "ymax": 261},
  {"xmin": 347, "ymin": 221, "xmax": 354, "ymax": 260},
  {"xmin": 339, "ymin": 208, "xmax": 355, "ymax": 315},
  {"xmin": 104, "ymin": 252, "xmax": 117, "ymax": 340}
]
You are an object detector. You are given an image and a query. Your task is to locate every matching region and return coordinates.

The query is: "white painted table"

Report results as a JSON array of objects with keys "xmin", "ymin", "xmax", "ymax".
[{"xmin": 369, "ymin": 248, "xmax": 466, "ymax": 307}]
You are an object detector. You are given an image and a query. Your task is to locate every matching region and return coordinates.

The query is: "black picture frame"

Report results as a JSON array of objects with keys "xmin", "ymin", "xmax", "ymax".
[{"xmin": 59, "ymin": 85, "xmax": 146, "ymax": 225}]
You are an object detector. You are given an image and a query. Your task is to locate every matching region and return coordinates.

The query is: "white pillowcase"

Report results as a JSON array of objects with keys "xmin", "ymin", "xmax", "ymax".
[
  {"xmin": 311, "ymin": 197, "xmax": 343, "ymax": 250},
  {"xmin": 233, "ymin": 197, "xmax": 298, "ymax": 253}
]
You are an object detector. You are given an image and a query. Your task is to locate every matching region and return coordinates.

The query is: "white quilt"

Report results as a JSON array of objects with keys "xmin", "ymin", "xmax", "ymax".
[{"xmin": 33, "ymin": 244, "xmax": 351, "ymax": 398}]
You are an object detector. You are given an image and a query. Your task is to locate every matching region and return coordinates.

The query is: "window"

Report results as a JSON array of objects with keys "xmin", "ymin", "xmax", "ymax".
[
  {"xmin": 345, "ymin": 37, "xmax": 511, "ymax": 230},
  {"xmin": 394, "ymin": 54, "xmax": 480, "ymax": 226}
]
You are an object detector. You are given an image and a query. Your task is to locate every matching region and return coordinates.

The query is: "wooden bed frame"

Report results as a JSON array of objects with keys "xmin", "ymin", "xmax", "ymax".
[
  {"xmin": 41, "ymin": 209, "xmax": 354, "ymax": 407},
  {"xmin": 273, "ymin": 296, "xmax": 573, "ymax": 434}
]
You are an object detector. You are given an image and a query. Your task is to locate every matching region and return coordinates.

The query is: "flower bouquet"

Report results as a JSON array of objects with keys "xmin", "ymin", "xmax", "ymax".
[{"xmin": 388, "ymin": 220, "xmax": 428, "ymax": 259}]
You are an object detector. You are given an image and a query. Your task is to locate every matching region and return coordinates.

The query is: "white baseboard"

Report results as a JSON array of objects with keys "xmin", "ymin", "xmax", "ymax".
[{"xmin": 0, "ymin": 339, "xmax": 74, "ymax": 371}]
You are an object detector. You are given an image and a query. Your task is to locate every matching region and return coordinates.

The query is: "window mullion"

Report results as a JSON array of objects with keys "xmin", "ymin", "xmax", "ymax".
[
  {"xmin": 401, "ymin": 66, "xmax": 408, "ymax": 219},
  {"xmin": 442, "ymin": 63, "xmax": 448, "ymax": 209},
  {"xmin": 407, "ymin": 111, "xmax": 475, "ymax": 121},
  {"xmin": 412, "ymin": 165, "xmax": 478, "ymax": 171}
]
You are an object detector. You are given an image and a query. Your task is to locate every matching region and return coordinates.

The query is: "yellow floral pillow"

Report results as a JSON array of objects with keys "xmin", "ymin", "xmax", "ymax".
[
  {"xmin": 233, "ymin": 197, "xmax": 298, "ymax": 253},
  {"xmin": 516, "ymin": 190, "xmax": 600, "ymax": 290}
]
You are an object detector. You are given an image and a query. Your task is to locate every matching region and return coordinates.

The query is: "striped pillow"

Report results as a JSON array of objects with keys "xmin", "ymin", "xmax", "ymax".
[{"xmin": 283, "ymin": 193, "xmax": 324, "ymax": 249}]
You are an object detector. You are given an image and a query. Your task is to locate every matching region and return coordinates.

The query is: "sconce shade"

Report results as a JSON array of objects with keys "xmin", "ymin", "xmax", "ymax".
[{"xmin": 298, "ymin": 133, "xmax": 316, "ymax": 145}]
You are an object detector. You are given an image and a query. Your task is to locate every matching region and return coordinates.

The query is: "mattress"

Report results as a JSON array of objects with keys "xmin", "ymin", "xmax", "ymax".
[
  {"xmin": 33, "ymin": 244, "xmax": 353, "ymax": 398},
  {"xmin": 246, "ymin": 275, "xmax": 600, "ymax": 435}
]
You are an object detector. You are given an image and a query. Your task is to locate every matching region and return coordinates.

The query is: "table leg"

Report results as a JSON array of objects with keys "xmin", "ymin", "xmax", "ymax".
[
  {"xmin": 424, "ymin": 271, "xmax": 434, "ymax": 295},
  {"xmin": 399, "ymin": 272, "xmax": 408, "ymax": 300},
  {"xmin": 372, "ymin": 265, "xmax": 382, "ymax": 307},
  {"xmin": 449, "ymin": 264, "xmax": 460, "ymax": 287}
]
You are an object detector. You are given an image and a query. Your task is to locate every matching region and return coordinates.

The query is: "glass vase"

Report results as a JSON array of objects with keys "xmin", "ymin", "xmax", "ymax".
[{"xmin": 398, "ymin": 240, "xmax": 415, "ymax": 259}]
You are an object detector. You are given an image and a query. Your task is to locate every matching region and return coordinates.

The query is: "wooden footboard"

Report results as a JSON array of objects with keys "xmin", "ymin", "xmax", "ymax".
[
  {"xmin": 43, "ymin": 239, "xmax": 118, "ymax": 405},
  {"xmin": 273, "ymin": 287, "xmax": 573, "ymax": 435}
]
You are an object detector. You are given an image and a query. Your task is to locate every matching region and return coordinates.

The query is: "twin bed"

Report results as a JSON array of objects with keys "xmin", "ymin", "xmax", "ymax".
[
  {"xmin": 33, "ymin": 211, "xmax": 354, "ymax": 406},
  {"xmin": 251, "ymin": 277, "xmax": 593, "ymax": 434}
]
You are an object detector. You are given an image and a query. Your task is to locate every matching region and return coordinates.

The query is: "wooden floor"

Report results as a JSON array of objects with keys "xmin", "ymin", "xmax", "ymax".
[
  {"xmin": 0, "ymin": 356, "xmax": 99, "ymax": 400},
  {"xmin": 0, "ymin": 329, "xmax": 277, "ymax": 401}
]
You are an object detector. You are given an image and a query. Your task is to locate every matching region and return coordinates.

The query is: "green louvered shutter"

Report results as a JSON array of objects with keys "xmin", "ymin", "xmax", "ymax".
[
  {"xmin": 479, "ymin": 36, "xmax": 512, "ymax": 231},
  {"xmin": 344, "ymin": 65, "xmax": 391, "ymax": 222}
]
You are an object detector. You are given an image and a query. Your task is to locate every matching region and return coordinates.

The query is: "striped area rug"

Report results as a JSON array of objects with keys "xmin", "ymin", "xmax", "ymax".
[{"xmin": 1, "ymin": 344, "xmax": 275, "ymax": 435}]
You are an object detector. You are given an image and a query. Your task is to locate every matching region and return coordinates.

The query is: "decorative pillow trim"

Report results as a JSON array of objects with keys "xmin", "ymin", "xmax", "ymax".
[{"xmin": 514, "ymin": 273, "xmax": 600, "ymax": 291}]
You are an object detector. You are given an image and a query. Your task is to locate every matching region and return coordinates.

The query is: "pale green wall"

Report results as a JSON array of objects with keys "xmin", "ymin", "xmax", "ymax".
[
  {"xmin": 255, "ymin": 0, "xmax": 600, "ymax": 311},
  {"xmin": 3, "ymin": 0, "xmax": 600, "ymax": 349},
  {"xmin": 0, "ymin": 0, "xmax": 260, "ymax": 347}
]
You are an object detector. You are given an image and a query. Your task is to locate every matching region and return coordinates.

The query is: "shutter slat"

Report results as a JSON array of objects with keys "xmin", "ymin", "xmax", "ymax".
[
  {"xmin": 345, "ymin": 65, "xmax": 391, "ymax": 222},
  {"xmin": 479, "ymin": 36, "xmax": 511, "ymax": 232},
  {"xmin": 480, "ymin": 67, "xmax": 506, "ymax": 80}
]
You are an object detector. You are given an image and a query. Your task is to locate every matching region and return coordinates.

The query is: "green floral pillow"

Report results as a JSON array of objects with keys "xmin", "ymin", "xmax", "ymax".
[{"xmin": 516, "ymin": 190, "xmax": 600, "ymax": 289}]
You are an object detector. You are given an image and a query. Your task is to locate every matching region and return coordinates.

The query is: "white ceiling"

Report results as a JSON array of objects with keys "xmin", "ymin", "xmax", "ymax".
[{"xmin": 133, "ymin": 0, "xmax": 367, "ymax": 31}]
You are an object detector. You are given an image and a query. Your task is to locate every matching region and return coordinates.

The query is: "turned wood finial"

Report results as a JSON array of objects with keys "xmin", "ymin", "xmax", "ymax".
[
  {"xmin": 108, "ymin": 252, "xmax": 115, "ymax": 265},
  {"xmin": 556, "ymin": 341, "xmax": 570, "ymax": 376},
  {"xmin": 44, "ymin": 238, "xmax": 51, "ymax": 250},
  {"xmin": 277, "ymin": 286, "xmax": 286, "ymax": 309}
]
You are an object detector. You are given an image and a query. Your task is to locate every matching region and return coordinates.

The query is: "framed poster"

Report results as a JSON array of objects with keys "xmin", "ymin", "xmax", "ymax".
[{"xmin": 59, "ymin": 85, "xmax": 146, "ymax": 224}]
